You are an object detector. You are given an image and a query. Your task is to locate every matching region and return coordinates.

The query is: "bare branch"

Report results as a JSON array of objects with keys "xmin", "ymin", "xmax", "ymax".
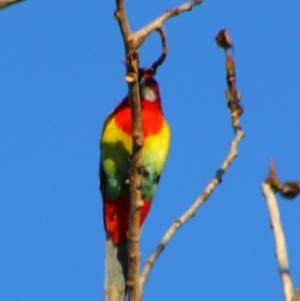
[
  {"xmin": 292, "ymin": 286, "xmax": 300, "ymax": 301},
  {"xmin": 140, "ymin": 30, "xmax": 244, "ymax": 288},
  {"xmin": 0, "ymin": 0, "xmax": 25, "ymax": 9},
  {"xmin": 140, "ymin": 127, "xmax": 243, "ymax": 288},
  {"xmin": 214, "ymin": 30, "xmax": 243, "ymax": 129},
  {"xmin": 126, "ymin": 78, "xmax": 144, "ymax": 301},
  {"xmin": 114, "ymin": 0, "xmax": 131, "ymax": 44},
  {"xmin": 149, "ymin": 27, "xmax": 168, "ymax": 75},
  {"xmin": 133, "ymin": 0, "xmax": 205, "ymax": 48},
  {"xmin": 261, "ymin": 183, "xmax": 294, "ymax": 301},
  {"xmin": 139, "ymin": 27, "xmax": 168, "ymax": 78},
  {"xmin": 115, "ymin": 2, "xmax": 143, "ymax": 301}
]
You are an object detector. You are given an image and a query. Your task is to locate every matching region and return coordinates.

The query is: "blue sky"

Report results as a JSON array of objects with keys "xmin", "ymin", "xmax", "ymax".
[{"xmin": 1, "ymin": 1, "xmax": 300, "ymax": 300}]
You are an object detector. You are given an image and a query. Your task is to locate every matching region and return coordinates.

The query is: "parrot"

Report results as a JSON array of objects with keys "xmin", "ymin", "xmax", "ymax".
[{"xmin": 99, "ymin": 72, "xmax": 171, "ymax": 301}]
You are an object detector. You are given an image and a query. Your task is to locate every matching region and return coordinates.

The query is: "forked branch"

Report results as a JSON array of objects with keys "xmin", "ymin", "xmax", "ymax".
[
  {"xmin": 114, "ymin": 1, "xmax": 204, "ymax": 301},
  {"xmin": 140, "ymin": 29, "xmax": 244, "ymax": 289},
  {"xmin": 133, "ymin": 0, "xmax": 205, "ymax": 47}
]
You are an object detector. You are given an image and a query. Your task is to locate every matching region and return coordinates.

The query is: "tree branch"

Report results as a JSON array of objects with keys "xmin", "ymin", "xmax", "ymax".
[
  {"xmin": 114, "ymin": 0, "xmax": 131, "ymax": 43},
  {"xmin": 292, "ymin": 286, "xmax": 300, "ymax": 301},
  {"xmin": 126, "ymin": 78, "xmax": 143, "ymax": 301},
  {"xmin": 114, "ymin": 2, "xmax": 205, "ymax": 300},
  {"xmin": 139, "ymin": 26, "xmax": 168, "ymax": 77},
  {"xmin": 140, "ymin": 127, "xmax": 243, "ymax": 288},
  {"xmin": 133, "ymin": 0, "xmax": 205, "ymax": 47},
  {"xmin": 140, "ymin": 29, "xmax": 244, "ymax": 289},
  {"xmin": 0, "ymin": 0, "xmax": 25, "ymax": 9},
  {"xmin": 149, "ymin": 27, "xmax": 168, "ymax": 75},
  {"xmin": 115, "ymin": 1, "xmax": 143, "ymax": 301},
  {"xmin": 261, "ymin": 183, "xmax": 294, "ymax": 301}
]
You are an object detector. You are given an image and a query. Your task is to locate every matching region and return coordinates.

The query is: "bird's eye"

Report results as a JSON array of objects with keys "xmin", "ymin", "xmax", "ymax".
[{"xmin": 148, "ymin": 79, "xmax": 157, "ymax": 88}]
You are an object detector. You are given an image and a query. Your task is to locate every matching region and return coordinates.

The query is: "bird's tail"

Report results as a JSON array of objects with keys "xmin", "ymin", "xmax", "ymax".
[{"xmin": 104, "ymin": 238, "xmax": 128, "ymax": 301}]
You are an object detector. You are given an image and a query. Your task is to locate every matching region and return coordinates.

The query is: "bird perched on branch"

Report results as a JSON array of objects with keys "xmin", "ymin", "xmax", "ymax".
[{"xmin": 99, "ymin": 72, "xmax": 171, "ymax": 301}]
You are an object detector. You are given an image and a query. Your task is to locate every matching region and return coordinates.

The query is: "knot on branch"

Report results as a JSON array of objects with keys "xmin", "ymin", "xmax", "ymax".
[
  {"xmin": 125, "ymin": 72, "xmax": 138, "ymax": 83},
  {"xmin": 126, "ymin": 229, "xmax": 141, "ymax": 243},
  {"xmin": 216, "ymin": 169, "xmax": 225, "ymax": 183},
  {"xmin": 280, "ymin": 182, "xmax": 300, "ymax": 200},
  {"xmin": 265, "ymin": 158, "xmax": 300, "ymax": 200},
  {"xmin": 132, "ymin": 134, "xmax": 144, "ymax": 148},
  {"xmin": 113, "ymin": 10, "xmax": 120, "ymax": 20}
]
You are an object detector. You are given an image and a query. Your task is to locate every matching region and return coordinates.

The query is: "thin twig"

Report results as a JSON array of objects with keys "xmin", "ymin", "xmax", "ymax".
[
  {"xmin": 139, "ymin": 27, "xmax": 168, "ymax": 78},
  {"xmin": 140, "ymin": 127, "xmax": 244, "ymax": 288},
  {"xmin": 0, "ymin": 0, "xmax": 24, "ymax": 9},
  {"xmin": 261, "ymin": 183, "xmax": 294, "ymax": 301},
  {"xmin": 149, "ymin": 27, "xmax": 168, "ymax": 75},
  {"xmin": 140, "ymin": 28, "xmax": 244, "ymax": 290},
  {"xmin": 133, "ymin": 0, "xmax": 205, "ymax": 48}
]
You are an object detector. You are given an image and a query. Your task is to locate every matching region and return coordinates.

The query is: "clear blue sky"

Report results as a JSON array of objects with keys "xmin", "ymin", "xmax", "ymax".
[{"xmin": 1, "ymin": 1, "xmax": 300, "ymax": 300}]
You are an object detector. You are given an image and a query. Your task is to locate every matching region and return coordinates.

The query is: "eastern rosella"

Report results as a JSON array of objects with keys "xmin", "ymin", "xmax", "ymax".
[{"xmin": 99, "ymin": 73, "xmax": 171, "ymax": 301}]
